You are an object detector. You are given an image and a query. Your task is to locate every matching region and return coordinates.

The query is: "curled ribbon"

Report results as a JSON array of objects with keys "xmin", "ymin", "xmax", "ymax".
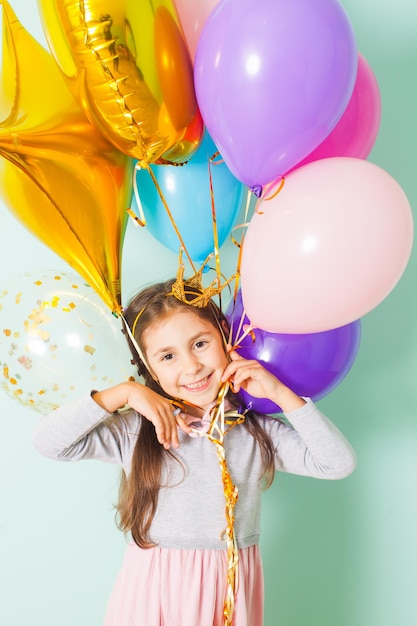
[{"xmin": 182, "ymin": 382, "xmax": 246, "ymax": 626}]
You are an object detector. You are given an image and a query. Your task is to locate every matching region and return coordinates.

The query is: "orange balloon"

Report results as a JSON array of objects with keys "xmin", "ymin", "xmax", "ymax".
[
  {"xmin": 0, "ymin": 1, "xmax": 133, "ymax": 314},
  {"xmin": 37, "ymin": 0, "xmax": 204, "ymax": 167}
]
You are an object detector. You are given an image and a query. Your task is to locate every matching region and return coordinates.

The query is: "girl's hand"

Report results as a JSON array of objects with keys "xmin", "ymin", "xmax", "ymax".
[
  {"xmin": 221, "ymin": 347, "xmax": 306, "ymax": 413},
  {"xmin": 93, "ymin": 382, "xmax": 191, "ymax": 449}
]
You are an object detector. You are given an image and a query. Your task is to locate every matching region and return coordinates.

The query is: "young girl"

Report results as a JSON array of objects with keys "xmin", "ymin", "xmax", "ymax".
[{"xmin": 32, "ymin": 278, "xmax": 356, "ymax": 626}]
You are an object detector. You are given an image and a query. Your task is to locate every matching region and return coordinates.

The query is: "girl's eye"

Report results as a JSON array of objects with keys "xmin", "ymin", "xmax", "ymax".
[
  {"xmin": 161, "ymin": 353, "xmax": 174, "ymax": 362},
  {"xmin": 195, "ymin": 340, "xmax": 207, "ymax": 349}
]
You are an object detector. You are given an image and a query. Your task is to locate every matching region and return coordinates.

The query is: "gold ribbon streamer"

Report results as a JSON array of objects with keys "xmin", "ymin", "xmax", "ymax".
[
  {"xmin": 256, "ymin": 176, "xmax": 286, "ymax": 214},
  {"xmin": 129, "ymin": 163, "xmax": 197, "ymax": 272},
  {"xmin": 227, "ymin": 187, "xmax": 253, "ymax": 336},
  {"xmin": 262, "ymin": 175, "xmax": 285, "ymax": 201},
  {"xmin": 126, "ymin": 151, "xmax": 249, "ymax": 623},
  {"xmin": 208, "ymin": 160, "xmax": 223, "ymax": 288},
  {"xmin": 199, "ymin": 381, "xmax": 246, "ymax": 626}
]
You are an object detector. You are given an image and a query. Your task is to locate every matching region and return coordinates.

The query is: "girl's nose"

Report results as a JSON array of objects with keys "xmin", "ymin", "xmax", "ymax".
[{"xmin": 183, "ymin": 353, "xmax": 202, "ymax": 375}]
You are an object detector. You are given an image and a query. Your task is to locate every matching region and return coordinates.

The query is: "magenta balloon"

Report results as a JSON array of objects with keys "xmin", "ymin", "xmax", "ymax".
[
  {"xmin": 288, "ymin": 53, "xmax": 381, "ymax": 172},
  {"xmin": 194, "ymin": 0, "xmax": 357, "ymax": 191},
  {"xmin": 226, "ymin": 292, "xmax": 361, "ymax": 414}
]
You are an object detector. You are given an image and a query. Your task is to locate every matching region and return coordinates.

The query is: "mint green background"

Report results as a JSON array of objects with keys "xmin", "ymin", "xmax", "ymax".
[{"xmin": 0, "ymin": 1, "xmax": 416, "ymax": 625}]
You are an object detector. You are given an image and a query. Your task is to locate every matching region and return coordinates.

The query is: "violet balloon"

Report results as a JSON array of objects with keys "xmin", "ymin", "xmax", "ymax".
[
  {"xmin": 194, "ymin": 0, "xmax": 357, "ymax": 191},
  {"xmin": 226, "ymin": 292, "xmax": 361, "ymax": 414}
]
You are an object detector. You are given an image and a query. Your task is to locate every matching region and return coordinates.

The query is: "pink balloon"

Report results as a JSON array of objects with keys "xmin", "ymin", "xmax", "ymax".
[
  {"xmin": 288, "ymin": 53, "xmax": 381, "ymax": 172},
  {"xmin": 174, "ymin": 0, "xmax": 220, "ymax": 60},
  {"xmin": 240, "ymin": 157, "xmax": 413, "ymax": 333}
]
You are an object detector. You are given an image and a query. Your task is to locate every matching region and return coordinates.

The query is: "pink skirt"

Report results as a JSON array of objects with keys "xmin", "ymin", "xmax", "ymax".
[{"xmin": 103, "ymin": 544, "xmax": 264, "ymax": 626}]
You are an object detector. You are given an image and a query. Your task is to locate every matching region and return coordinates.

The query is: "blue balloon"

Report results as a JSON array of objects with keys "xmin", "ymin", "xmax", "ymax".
[{"xmin": 133, "ymin": 132, "xmax": 246, "ymax": 265}]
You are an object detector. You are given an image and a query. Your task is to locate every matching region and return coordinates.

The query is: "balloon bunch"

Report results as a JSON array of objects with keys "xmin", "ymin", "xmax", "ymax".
[
  {"xmin": 174, "ymin": 0, "xmax": 413, "ymax": 396},
  {"xmin": 0, "ymin": 0, "xmax": 413, "ymax": 418}
]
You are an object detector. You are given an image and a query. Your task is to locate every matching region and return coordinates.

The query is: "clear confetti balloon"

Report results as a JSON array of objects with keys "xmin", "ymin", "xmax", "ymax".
[{"xmin": 0, "ymin": 271, "xmax": 137, "ymax": 414}]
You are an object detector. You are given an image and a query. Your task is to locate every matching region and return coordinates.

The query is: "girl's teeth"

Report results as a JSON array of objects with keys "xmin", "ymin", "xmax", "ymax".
[{"xmin": 185, "ymin": 377, "xmax": 208, "ymax": 389}]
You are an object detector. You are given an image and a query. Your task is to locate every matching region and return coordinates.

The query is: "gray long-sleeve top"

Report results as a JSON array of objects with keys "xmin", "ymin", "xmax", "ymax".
[{"xmin": 32, "ymin": 394, "xmax": 356, "ymax": 550}]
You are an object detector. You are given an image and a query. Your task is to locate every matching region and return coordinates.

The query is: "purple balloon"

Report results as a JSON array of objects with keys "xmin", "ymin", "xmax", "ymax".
[
  {"xmin": 194, "ymin": 0, "xmax": 357, "ymax": 191},
  {"xmin": 226, "ymin": 292, "xmax": 361, "ymax": 414}
]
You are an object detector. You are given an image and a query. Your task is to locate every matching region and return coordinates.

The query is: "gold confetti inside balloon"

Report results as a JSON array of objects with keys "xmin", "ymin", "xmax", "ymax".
[
  {"xmin": 0, "ymin": 0, "xmax": 133, "ymax": 313},
  {"xmin": 0, "ymin": 271, "xmax": 137, "ymax": 413},
  {"xmin": 37, "ymin": 0, "xmax": 203, "ymax": 166}
]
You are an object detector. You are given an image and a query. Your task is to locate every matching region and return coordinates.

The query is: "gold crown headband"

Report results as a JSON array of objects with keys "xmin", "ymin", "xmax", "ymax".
[
  {"xmin": 167, "ymin": 250, "xmax": 234, "ymax": 308},
  {"xmin": 130, "ymin": 250, "xmax": 234, "ymax": 337}
]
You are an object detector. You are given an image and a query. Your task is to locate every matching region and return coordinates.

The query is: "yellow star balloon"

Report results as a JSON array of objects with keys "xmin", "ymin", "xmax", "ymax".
[
  {"xmin": 0, "ymin": 0, "xmax": 134, "ymax": 313},
  {"xmin": 37, "ymin": 0, "xmax": 203, "ymax": 167}
]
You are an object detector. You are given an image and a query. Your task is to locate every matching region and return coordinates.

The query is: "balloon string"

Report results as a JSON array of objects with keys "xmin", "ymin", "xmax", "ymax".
[
  {"xmin": 243, "ymin": 186, "xmax": 254, "ymax": 221},
  {"xmin": 229, "ymin": 188, "xmax": 252, "ymax": 251},
  {"xmin": 208, "ymin": 161, "xmax": 222, "ymax": 288},
  {"xmin": 257, "ymin": 176, "xmax": 285, "ymax": 214},
  {"xmin": 227, "ymin": 301, "xmax": 256, "ymax": 351},
  {"xmin": 226, "ymin": 187, "xmax": 252, "ymax": 342},
  {"xmin": 128, "ymin": 164, "xmax": 196, "ymax": 272},
  {"xmin": 128, "ymin": 168, "xmax": 147, "ymax": 227},
  {"xmin": 146, "ymin": 166, "xmax": 196, "ymax": 272},
  {"xmin": 209, "ymin": 150, "xmax": 225, "ymax": 166},
  {"xmin": 208, "ymin": 146, "xmax": 245, "ymax": 322},
  {"xmin": 262, "ymin": 176, "xmax": 285, "ymax": 202},
  {"xmin": 234, "ymin": 323, "xmax": 257, "ymax": 348},
  {"xmin": 204, "ymin": 381, "xmax": 245, "ymax": 626}
]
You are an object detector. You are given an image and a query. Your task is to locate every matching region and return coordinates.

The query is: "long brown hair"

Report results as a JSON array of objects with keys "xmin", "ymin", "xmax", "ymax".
[{"xmin": 117, "ymin": 279, "xmax": 276, "ymax": 548}]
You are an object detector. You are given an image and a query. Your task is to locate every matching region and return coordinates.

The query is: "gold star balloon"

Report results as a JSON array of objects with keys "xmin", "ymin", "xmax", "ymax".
[
  {"xmin": 0, "ymin": 0, "xmax": 134, "ymax": 313},
  {"xmin": 37, "ymin": 0, "xmax": 203, "ymax": 167}
]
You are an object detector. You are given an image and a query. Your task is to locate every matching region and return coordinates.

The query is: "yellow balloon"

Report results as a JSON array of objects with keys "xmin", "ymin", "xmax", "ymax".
[
  {"xmin": 37, "ymin": 0, "xmax": 204, "ymax": 167},
  {"xmin": 0, "ymin": 0, "xmax": 134, "ymax": 313}
]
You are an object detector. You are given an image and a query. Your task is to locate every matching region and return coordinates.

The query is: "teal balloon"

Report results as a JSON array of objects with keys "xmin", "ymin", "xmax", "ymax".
[{"xmin": 134, "ymin": 132, "xmax": 245, "ymax": 264}]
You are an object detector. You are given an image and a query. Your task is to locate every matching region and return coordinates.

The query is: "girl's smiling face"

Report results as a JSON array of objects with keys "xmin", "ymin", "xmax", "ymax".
[{"xmin": 142, "ymin": 309, "xmax": 228, "ymax": 411}]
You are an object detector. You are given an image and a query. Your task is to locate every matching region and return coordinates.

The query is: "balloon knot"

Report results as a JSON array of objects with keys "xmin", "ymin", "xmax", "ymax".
[{"xmin": 250, "ymin": 185, "xmax": 263, "ymax": 198}]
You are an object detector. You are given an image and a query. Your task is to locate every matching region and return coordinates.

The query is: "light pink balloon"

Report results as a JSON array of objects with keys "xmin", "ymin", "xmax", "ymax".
[
  {"xmin": 287, "ymin": 53, "xmax": 381, "ymax": 172},
  {"xmin": 174, "ymin": 0, "xmax": 220, "ymax": 60},
  {"xmin": 241, "ymin": 157, "xmax": 413, "ymax": 333}
]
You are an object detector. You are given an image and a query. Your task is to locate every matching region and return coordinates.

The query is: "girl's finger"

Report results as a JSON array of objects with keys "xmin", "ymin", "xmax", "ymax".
[
  {"xmin": 154, "ymin": 421, "xmax": 169, "ymax": 447},
  {"xmin": 222, "ymin": 358, "xmax": 258, "ymax": 382},
  {"xmin": 166, "ymin": 410, "xmax": 180, "ymax": 449},
  {"xmin": 153, "ymin": 409, "xmax": 177, "ymax": 448},
  {"xmin": 226, "ymin": 346, "xmax": 244, "ymax": 361},
  {"xmin": 176, "ymin": 413, "xmax": 192, "ymax": 434}
]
